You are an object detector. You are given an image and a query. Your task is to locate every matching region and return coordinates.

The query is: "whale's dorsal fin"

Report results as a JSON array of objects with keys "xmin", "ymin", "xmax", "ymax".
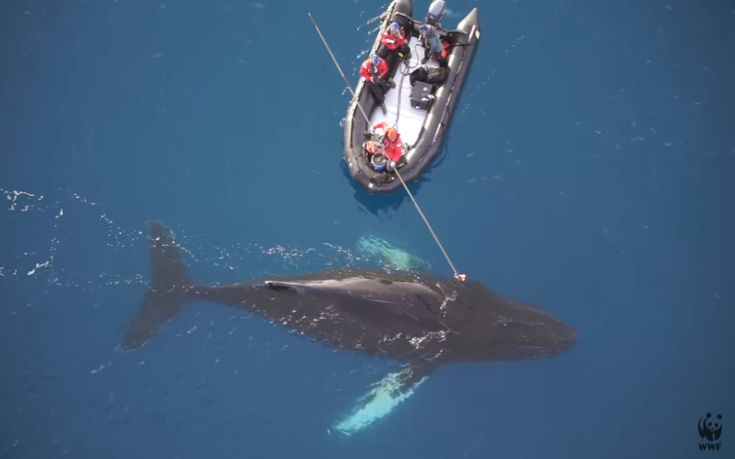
[{"xmin": 264, "ymin": 280, "xmax": 303, "ymax": 292}]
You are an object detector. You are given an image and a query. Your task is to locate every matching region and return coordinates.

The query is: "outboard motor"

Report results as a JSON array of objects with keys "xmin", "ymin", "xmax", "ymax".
[{"xmin": 426, "ymin": 0, "xmax": 446, "ymax": 27}]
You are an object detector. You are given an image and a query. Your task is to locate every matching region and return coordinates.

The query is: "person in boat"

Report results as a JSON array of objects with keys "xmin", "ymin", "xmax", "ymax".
[
  {"xmin": 379, "ymin": 22, "xmax": 410, "ymax": 61},
  {"xmin": 363, "ymin": 138, "xmax": 382, "ymax": 162},
  {"xmin": 360, "ymin": 54, "xmax": 394, "ymax": 114},
  {"xmin": 419, "ymin": 23, "xmax": 447, "ymax": 68},
  {"xmin": 372, "ymin": 122, "xmax": 407, "ymax": 170}
]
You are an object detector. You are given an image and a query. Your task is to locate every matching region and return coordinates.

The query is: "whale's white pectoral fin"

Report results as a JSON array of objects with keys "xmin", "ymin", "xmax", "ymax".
[{"xmin": 333, "ymin": 364, "xmax": 436, "ymax": 436}]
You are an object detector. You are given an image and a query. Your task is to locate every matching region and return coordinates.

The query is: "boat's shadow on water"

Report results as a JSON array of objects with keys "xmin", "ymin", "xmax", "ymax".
[{"xmin": 342, "ymin": 144, "xmax": 449, "ymax": 216}]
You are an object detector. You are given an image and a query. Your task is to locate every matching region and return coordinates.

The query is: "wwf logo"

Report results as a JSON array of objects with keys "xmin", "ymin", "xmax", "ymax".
[{"xmin": 698, "ymin": 413, "xmax": 723, "ymax": 452}]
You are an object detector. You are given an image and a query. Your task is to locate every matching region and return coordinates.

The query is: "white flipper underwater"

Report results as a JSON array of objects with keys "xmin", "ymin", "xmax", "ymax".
[
  {"xmin": 333, "ymin": 364, "xmax": 435, "ymax": 436},
  {"xmin": 356, "ymin": 235, "xmax": 430, "ymax": 272}
]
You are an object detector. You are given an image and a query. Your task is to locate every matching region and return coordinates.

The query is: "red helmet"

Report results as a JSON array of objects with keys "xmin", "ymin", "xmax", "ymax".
[{"xmin": 386, "ymin": 128, "xmax": 398, "ymax": 142}]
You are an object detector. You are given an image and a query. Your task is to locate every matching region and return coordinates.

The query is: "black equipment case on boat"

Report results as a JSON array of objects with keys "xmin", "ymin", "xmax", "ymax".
[{"xmin": 410, "ymin": 82, "xmax": 434, "ymax": 110}]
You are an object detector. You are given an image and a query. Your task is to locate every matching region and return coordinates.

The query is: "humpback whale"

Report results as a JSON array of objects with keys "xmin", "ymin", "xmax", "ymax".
[{"xmin": 123, "ymin": 221, "xmax": 576, "ymax": 434}]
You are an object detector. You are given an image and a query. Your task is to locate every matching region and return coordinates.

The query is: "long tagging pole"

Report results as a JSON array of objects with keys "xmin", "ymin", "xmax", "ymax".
[
  {"xmin": 393, "ymin": 167, "xmax": 466, "ymax": 282},
  {"xmin": 308, "ymin": 12, "xmax": 371, "ymax": 125},
  {"xmin": 308, "ymin": 12, "xmax": 466, "ymax": 282}
]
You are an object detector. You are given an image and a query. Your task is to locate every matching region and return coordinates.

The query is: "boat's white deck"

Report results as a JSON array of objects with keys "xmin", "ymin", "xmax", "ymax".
[{"xmin": 369, "ymin": 37, "xmax": 439, "ymax": 151}]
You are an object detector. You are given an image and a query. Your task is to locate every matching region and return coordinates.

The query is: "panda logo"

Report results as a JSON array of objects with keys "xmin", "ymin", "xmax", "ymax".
[{"xmin": 698, "ymin": 413, "xmax": 723, "ymax": 442}]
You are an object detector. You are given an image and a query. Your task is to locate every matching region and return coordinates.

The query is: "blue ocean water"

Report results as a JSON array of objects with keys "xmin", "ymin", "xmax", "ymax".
[{"xmin": 1, "ymin": 0, "xmax": 734, "ymax": 457}]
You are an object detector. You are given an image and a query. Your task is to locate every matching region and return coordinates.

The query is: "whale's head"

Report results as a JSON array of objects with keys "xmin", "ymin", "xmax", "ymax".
[{"xmin": 445, "ymin": 281, "xmax": 577, "ymax": 361}]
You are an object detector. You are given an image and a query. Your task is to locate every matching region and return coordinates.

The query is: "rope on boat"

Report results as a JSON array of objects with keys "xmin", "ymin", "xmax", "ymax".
[
  {"xmin": 393, "ymin": 70, "xmax": 408, "ymax": 129},
  {"xmin": 392, "ymin": 167, "xmax": 466, "ymax": 282},
  {"xmin": 392, "ymin": 45, "xmax": 423, "ymax": 130},
  {"xmin": 308, "ymin": 12, "xmax": 371, "ymax": 126}
]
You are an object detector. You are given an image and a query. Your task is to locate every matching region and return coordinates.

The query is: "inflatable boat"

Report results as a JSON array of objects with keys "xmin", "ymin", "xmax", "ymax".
[{"xmin": 343, "ymin": 0, "xmax": 481, "ymax": 193}]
